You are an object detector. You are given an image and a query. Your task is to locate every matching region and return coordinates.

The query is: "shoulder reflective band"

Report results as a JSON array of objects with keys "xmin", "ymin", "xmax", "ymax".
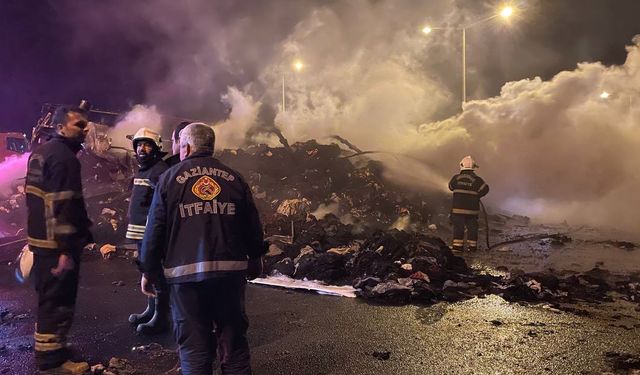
[
  {"xmin": 164, "ymin": 260, "xmax": 248, "ymax": 279},
  {"xmin": 134, "ymin": 178, "xmax": 153, "ymax": 187}
]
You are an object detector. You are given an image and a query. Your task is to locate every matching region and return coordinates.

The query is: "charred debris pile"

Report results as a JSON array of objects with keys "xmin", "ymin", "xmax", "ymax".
[{"xmin": 1, "ymin": 139, "xmax": 639, "ymax": 307}]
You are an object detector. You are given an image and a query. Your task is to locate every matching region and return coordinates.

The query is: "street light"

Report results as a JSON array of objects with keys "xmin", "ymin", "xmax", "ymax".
[
  {"xmin": 282, "ymin": 59, "xmax": 304, "ymax": 112},
  {"xmin": 422, "ymin": 5, "xmax": 516, "ymax": 107}
]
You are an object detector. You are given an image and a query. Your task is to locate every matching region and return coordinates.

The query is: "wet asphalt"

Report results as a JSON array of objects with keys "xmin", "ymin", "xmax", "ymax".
[{"xmin": 1, "ymin": 249, "xmax": 639, "ymax": 375}]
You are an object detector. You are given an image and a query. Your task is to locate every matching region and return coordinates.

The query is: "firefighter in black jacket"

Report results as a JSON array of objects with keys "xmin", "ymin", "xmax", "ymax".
[
  {"xmin": 125, "ymin": 128, "xmax": 170, "ymax": 334},
  {"xmin": 448, "ymin": 156, "xmax": 489, "ymax": 252},
  {"xmin": 139, "ymin": 123, "xmax": 266, "ymax": 375},
  {"xmin": 26, "ymin": 105, "xmax": 92, "ymax": 374}
]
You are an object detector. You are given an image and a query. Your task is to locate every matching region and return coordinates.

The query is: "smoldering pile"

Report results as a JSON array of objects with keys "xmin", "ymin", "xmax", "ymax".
[{"xmin": 2, "ymin": 138, "xmax": 639, "ymax": 308}]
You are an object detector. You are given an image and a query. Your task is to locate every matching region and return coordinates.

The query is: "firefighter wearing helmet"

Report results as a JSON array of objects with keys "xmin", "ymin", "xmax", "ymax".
[
  {"xmin": 448, "ymin": 156, "xmax": 489, "ymax": 252},
  {"xmin": 125, "ymin": 127, "xmax": 170, "ymax": 334}
]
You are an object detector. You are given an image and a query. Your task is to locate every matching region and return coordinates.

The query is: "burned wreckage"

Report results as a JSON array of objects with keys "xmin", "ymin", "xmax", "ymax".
[{"xmin": 1, "ymin": 103, "xmax": 639, "ymax": 310}]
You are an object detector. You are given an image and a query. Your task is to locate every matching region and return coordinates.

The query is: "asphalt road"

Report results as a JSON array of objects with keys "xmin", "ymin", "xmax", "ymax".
[{"xmin": 1, "ymin": 251, "xmax": 639, "ymax": 375}]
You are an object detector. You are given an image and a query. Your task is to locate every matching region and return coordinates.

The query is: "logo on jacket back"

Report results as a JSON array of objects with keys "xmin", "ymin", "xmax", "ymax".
[{"xmin": 192, "ymin": 176, "xmax": 221, "ymax": 200}]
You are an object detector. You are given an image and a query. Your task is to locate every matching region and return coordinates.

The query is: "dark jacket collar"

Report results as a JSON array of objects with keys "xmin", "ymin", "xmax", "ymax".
[{"xmin": 50, "ymin": 133, "xmax": 83, "ymax": 154}]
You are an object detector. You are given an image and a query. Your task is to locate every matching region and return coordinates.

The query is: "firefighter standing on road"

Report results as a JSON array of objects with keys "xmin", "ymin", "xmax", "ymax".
[
  {"xmin": 448, "ymin": 155, "xmax": 489, "ymax": 252},
  {"xmin": 139, "ymin": 123, "xmax": 266, "ymax": 375},
  {"xmin": 125, "ymin": 128, "xmax": 170, "ymax": 334},
  {"xmin": 26, "ymin": 105, "xmax": 93, "ymax": 374}
]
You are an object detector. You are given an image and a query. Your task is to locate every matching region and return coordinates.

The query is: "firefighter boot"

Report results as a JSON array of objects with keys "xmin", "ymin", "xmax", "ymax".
[
  {"xmin": 128, "ymin": 296, "xmax": 155, "ymax": 325},
  {"xmin": 37, "ymin": 360, "xmax": 90, "ymax": 375},
  {"xmin": 136, "ymin": 292, "xmax": 169, "ymax": 335}
]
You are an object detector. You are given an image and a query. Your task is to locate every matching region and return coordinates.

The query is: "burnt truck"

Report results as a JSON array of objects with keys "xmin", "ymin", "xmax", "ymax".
[{"xmin": 0, "ymin": 132, "xmax": 29, "ymax": 163}]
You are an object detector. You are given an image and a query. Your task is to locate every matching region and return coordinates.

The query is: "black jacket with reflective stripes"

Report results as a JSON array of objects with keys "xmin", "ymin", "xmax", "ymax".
[
  {"xmin": 126, "ymin": 158, "xmax": 168, "ymax": 240},
  {"xmin": 140, "ymin": 152, "xmax": 266, "ymax": 284},
  {"xmin": 25, "ymin": 135, "xmax": 92, "ymax": 255},
  {"xmin": 448, "ymin": 170, "xmax": 489, "ymax": 215}
]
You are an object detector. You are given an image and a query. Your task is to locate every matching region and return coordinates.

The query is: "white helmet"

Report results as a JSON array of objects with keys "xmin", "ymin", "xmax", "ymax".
[
  {"xmin": 460, "ymin": 155, "xmax": 478, "ymax": 171},
  {"xmin": 15, "ymin": 244, "xmax": 33, "ymax": 284},
  {"xmin": 127, "ymin": 127, "xmax": 163, "ymax": 150}
]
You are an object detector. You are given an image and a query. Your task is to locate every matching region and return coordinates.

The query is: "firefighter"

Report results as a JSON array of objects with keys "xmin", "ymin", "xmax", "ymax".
[
  {"xmin": 165, "ymin": 121, "xmax": 190, "ymax": 167},
  {"xmin": 139, "ymin": 123, "xmax": 266, "ymax": 375},
  {"xmin": 448, "ymin": 155, "xmax": 489, "ymax": 252},
  {"xmin": 25, "ymin": 105, "xmax": 93, "ymax": 374},
  {"xmin": 125, "ymin": 127, "xmax": 170, "ymax": 335}
]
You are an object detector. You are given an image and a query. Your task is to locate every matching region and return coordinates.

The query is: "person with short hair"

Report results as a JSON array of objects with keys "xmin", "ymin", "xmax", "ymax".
[
  {"xmin": 26, "ymin": 104, "xmax": 93, "ymax": 374},
  {"xmin": 165, "ymin": 121, "xmax": 190, "ymax": 167},
  {"xmin": 139, "ymin": 122, "xmax": 266, "ymax": 374}
]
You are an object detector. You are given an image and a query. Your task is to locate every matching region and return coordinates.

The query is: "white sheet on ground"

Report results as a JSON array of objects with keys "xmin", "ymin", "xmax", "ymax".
[{"xmin": 249, "ymin": 274, "xmax": 358, "ymax": 298}]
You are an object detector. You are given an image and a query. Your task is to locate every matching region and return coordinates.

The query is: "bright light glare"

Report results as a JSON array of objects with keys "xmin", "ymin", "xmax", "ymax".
[
  {"xmin": 500, "ymin": 6, "xmax": 514, "ymax": 19},
  {"xmin": 422, "ymin": 26, "xmax": 432, "ymax": 34},
  {"xmin": 293, "ymin": 60, "xmax": 304, "ymax": 72},
  {"xmin": 599, "ymin": 91, "xmax": 610, "ymax": 99}
]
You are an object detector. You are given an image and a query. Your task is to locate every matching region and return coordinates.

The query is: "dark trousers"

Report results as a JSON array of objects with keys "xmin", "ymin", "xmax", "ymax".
[
  {"xmin": 33, "ymin": 252, "xmax": 80, "ymax": 370},
  {"xmin": 171, "ymin": 275, "xmax": 251, "ymax": 375},
  {"xmin": 451, "ymin": 214, "xmax": 479, "ymax": 250}
]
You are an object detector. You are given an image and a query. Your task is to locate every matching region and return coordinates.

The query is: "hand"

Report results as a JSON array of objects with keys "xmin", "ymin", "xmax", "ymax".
[
  {"xmin": 247, "ymin": 257, "xmax": 263, "ymax": 280},
  {"xmin": 140, "ymin": 274, "xmax": 157, "ymax": 297},
  {"xmin": 51, "ymin": 254, "xmax": 75, "ymax": 277}
]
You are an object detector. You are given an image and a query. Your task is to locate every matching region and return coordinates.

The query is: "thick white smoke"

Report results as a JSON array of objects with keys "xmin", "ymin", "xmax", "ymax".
[
  {"xmin": 108, "ymin": 105, "xmax": 164, "ymax": 150},
  {"xmin": 0, "ymin": 154, "xmax": 29, "ymax": 198},
  {"xmin": 55, "ymin": 0, "xmax": 640, "ymax": 231}
]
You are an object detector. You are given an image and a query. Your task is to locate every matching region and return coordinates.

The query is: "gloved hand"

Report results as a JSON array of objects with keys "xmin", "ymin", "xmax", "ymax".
[{"xmin": 247, "ymin": 257, "xmax": 263, "ymax": 280}]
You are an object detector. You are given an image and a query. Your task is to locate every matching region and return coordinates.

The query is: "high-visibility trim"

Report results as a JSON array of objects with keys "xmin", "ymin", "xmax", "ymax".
[
  {"xmin": 126, "ymin": 232, "xmax": 144, "ymax": 240},
  {"xmin": 54, "ymin": 224, "xmax": 77, "ymax": 235},
  {"xmin": 35, "ymin": 342, "xmax": 64, "ymax": 352},
  {"xmin": 28, "ymin": 237, "xmax": 58, "ymax": 249},
  {"xmin": 134, "ymin": 178, "xmax": 153, "ymax": 187},
  {"xmin": 26, "ymin": 185, "xmax": 46, "ymax": 198},
  {"xmin": 452, "ymin": 239, "xmax": 464, "ymax": 244},
  {"xmin": 164, "ymin": 260, "xmax": 248, "ymax": 279},
  {"xmin": 479, "ymin": 183, "xmax": 487, "ymax": 192},
  {"xmin": 47, "ymin": 190, "xmax": 80, "ymax": 200},
  {"xmin": 34, "ymin": 332, "xmax": 58, "ymax": 341},
  {"xmin": 26, "ymin": 185, "xmax": 81, "ymax": 201},
  {"xmin": 467, "ymin": 240, "xmax": 478, "ymax": 245},
  {"xmin": 452, "ymin": 208, "xmax": 480, "ymax": 215},
  {"xmin": 127, "ymin": 224, "xmax": 146, "ymax": 232},
  {"xmin": 453, "ymin": 189, "xmax": 478, "ymax": 195}
]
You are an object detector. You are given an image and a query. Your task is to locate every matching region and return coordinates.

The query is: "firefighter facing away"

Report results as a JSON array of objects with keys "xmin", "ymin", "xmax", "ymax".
[
  {"xmin": 448, "ymin": 156, "xmax": 489, "ymax": 252},
  {"xmin": 26, "ymin": 105, "xmax": 93, "ymax": 374},
  {"xmin": 125, "ymin": 127, "xmax": 170, "ymax": 335},
  {"xmin": 139, "ymin": 123, "xmax": 266, "ymax": 375}
]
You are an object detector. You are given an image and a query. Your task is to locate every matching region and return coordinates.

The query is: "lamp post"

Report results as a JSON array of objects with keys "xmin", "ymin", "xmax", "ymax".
[
  {"xmin": 422, "ymin": 6, "xmax": 515, "ymax": 107},
  {"xmin": 282, "ymin": 60, "xmax": 304, "ymax": 112}
]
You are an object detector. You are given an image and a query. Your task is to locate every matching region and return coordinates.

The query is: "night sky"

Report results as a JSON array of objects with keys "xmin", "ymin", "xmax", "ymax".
[{"xmin": 2, "ymin": 0, "xmax": 640, "ymax": 134}]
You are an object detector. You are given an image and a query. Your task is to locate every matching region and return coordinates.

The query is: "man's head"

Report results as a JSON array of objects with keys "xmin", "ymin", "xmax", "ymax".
[
  {"xmin": 172, "ymin": 121, "xmax": 190, "ymax": 155},
  {"xmin": 52, "ymin": 106, "xmax": 89, "ymax": 144},
  {"xmin": 179, "ymin": 122, "xmax": 215, "ymax": 161},
  {"xmin": 129, "ymin": 127, "xmax": 164, "ymax": 164}
]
